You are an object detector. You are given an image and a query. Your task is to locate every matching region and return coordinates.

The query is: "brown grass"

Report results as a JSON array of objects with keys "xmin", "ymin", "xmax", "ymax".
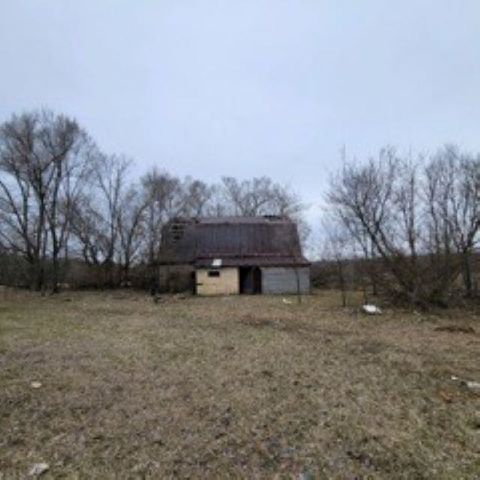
[{"xmin": 1, "ymin": 290, "xmax": 479, "ymax": 479}]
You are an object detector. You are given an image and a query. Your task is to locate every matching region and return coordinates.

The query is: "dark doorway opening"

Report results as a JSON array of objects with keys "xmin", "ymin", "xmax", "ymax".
[
  {"xmin": 190, "ymin": 271, "xmax": 196, "ymax": 294},
  {"xmin": 239, "ymin": 267, "xmax": 262, "ymax": 294}
]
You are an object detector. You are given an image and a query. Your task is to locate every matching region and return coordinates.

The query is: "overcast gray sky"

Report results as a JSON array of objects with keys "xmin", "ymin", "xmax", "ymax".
[{"xmin": 1, "ymin": 0, "xmax": 480, "ymax": 227}]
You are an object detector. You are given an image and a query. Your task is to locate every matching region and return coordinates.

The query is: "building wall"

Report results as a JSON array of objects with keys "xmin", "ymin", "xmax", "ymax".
[
  {"xmin": 196, "ymin": 268, "xmax": 239, "ymax": 296},
  {"xmin": 261, "ymin": 267, "xmax": 310, "ymax": 294},
  {"xmin": 158, "ymin": 265, "xmax": 194, "ymax": 293}
]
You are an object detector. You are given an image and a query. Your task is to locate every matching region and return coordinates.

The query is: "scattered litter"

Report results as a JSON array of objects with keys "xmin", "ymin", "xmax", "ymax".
[
  {"xmin": 450, "ymin": 376, "xmax": 480, "ymax": 392},
  {"xmin": 361, "ymin": 304, "xmax": 382, "ymax": 315},
  {"xmin": 30, "ymin": 381, "xmax": 42, "ymax": 389},
  {"xmin": 282, "ymin": 298, "xmax": 293, "ymax": 305},
  {"xmin": 466, "ymin": 381, "xmax": 480, "ymax": 392},
  {"xmin": 28, "ymin": 463, "xmax": 49, "ymax": 477}
]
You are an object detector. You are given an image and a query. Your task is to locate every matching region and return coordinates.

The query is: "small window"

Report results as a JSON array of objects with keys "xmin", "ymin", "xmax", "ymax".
[{"xmin": 208, "ymin": 270, "xmax": 220, "ymax": 278}]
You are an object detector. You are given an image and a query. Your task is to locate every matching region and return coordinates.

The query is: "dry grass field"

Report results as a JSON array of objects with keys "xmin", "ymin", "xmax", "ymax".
[{"xmin": 1, "ymin": 290, "xmax": 479, "ymax": 479}]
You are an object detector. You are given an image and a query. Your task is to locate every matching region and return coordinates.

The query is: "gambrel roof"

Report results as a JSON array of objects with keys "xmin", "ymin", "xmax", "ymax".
[{"xmin": 159, "ymin": 216, "xmax": 309, "ymax": 267}]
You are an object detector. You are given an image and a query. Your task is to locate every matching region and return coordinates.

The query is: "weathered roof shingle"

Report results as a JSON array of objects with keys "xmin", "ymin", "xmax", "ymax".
[{"xmin": 159, "ymin": 216, "xmax": 309, "ymax": 267}]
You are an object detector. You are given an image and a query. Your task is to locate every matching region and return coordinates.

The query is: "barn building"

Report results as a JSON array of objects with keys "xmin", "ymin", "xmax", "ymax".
[{"xmin": 158, "ymin": 216, "xmax": 310, "ymax": 295}]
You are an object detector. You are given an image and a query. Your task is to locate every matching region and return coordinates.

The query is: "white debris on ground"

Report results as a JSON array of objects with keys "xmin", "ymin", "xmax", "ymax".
[
  {"xmin": 361, "ymin": 304, "xmax": 382, "ymax": 315},
  {"xmin": 282, "ymin": 298, "xmax": 293, "ymax": 305},
  {"xmin": 28, "ymin": 463, "xmax": 49, "ymax": 476},
  {"xmin": 450, "ymin": 376, "xmax": 480, "ymax": 392},
  {"xmin": 30, "ymin": 381, "xmax": 42, "ymax": 389}
]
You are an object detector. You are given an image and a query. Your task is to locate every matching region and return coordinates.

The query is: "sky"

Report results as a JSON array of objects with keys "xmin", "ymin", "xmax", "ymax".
[{"xmin": 1, "ymin": 0, "xmax": 480, "ymax": 232}]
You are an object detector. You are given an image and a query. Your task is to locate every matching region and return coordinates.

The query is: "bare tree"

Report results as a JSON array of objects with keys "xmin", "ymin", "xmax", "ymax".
[
  {"xmin": 0, "ymin": 110, "xmax": 93, "ymax": 291},
  {"xmin": 320, "ymin": 219, "xmax": 358, "ymax": 307},
  {"xmin": 181, "ymin": 178, "xmax": 214, "ymax": 217},
  {"xmin": 425, "ymin": 146, "xmax": 480, "ymax": 297},
  {"xmin": 117, "ymin": 183, "xmax": 149, "ymax": 284},
  {"xmin": 70, "ymin": 154, "xmax": 130, "ymax": 286},
  {"xmin": 327, "ymin": 149, "xmax": 426, "ymax": 305},
  {"xmin": 141, "ymin": 169, "xmax": 191, "ymax": 265},
  {"xmin": 219, "ymin": 175, "xmax": 310, "ymax": 249},
  {"xmin": 327, "ymin": 150, "xmax": 407, "ymax": 295},
  {"xmin": 40, "ymin": 113, "xmax": 94, "ymax": 292},
  {"xmin": 327, "ymin": 146, "xmax": 480, "ymax": 306},
  {"xmin": 220, "ymin": 176, "xmax": 303, "ymax": 217}
]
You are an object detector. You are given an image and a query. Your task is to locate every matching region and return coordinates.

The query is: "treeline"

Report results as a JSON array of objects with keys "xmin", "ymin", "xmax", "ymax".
[
  {"xmin": 2, "ymin": 109, "xmax": 479, "ymax": 307},
  {"xmin": 324, "ymin": 146, "xmax": 480, "ymax": 307},
  {"xmin": 0, "ymin": 109, "xmax": 304, "ymax": 292}
]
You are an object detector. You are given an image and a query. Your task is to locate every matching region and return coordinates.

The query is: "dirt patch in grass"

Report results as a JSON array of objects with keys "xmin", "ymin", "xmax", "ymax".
[{"xmin": 0, "ymin": 290, "xmax": 479, "ymax": 478}]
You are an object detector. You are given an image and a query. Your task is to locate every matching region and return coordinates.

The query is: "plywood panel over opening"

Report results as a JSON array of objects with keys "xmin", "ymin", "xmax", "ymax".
[{"xmin": 196, "ymin": 268, "xmax": 239, "ymax": 296}]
